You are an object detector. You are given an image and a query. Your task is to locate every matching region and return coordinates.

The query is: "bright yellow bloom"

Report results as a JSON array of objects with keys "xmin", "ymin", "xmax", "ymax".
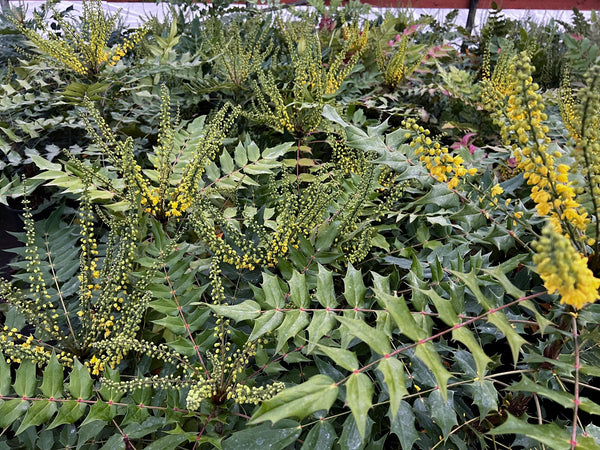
[{"xmin": 533, "ymin": 225, "xmax": 600, "ymax": 309}]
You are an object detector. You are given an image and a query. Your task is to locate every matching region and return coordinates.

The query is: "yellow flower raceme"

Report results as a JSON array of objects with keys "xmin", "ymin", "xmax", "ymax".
[
  {"xmin": 533, "ymin": 225, "xmax": 600, "ymax": 309},
  {"xmin": 492, "ymin": 52, "xmax": 588, "ymax": 244},
  {"xmin": 404, "ymin": 118, "xmax": 477, "ymax": 188}
]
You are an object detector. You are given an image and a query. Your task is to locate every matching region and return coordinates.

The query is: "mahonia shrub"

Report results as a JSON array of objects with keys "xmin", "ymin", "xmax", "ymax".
[{"xmin": 1, "ymin": 5, "xmax": 600, "ymax": 450}]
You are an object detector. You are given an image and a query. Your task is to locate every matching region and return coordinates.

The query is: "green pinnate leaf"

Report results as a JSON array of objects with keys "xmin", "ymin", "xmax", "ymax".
[
  {"xmin": 262, "ymin": 272, "xmax": 286, "ymax": 309},
  {"xmin": 389, "ymin": 401, "xmax": 420, "ymax": 450},
  {"xmin": 48, "ymin": 400, "xmax": 88, "ymax": 429},
  {"xmin": 343, "ymin": 263, "xmax": 366, "ymax": 308},
  {"xmin": 307, "ymin": 310, "xmax": 337, "ymax": 354},
  {"xmin": 276, "ymin": 310, "xmax": 310, "ymax": 353},
  {"xmin": 489, "ymin": 414, "xmax": 581, "ymax": 450},
  {"xmin": 0, "ymin": 353, "xmax": 10, "ymax": 396},
  {"xmin": 452, "ymin": 327, "xmax": 493, "ymax": 379},
  {"xmin": 249, "ymin": 310, "xmax": 284, "ymax": 341},
  {"xmin": 0, "ymin": 399, "xmax": 30, "ymax": 429},
  {"xmin": 487, "ymin": 312, "xmax": 527, "ymax": 365},
  {"xmin": 423, "ymin": 288, "xmax": 459, "ymax": 326},
  {"xmin": 69, "ymin": 359, "xmax": 93, "ymax": 400},
  {"xmin": 346, "ymin": 372, "xmax": 373, "ymax": 439},
  {"xmin": 414, "ymin": 343, "xmax": 452, "ymax": 400},
  {"xmin": 376, "ymin": 288, "xmax": 423, "ymax": 342},
  {"xmin": 317, "ymin": 264, "xmax": 337, "ymax": 308},
  {"xmin": 16, "ymin": 400, "xmax": 57, "ymax": 435},
  {"xmin": 289, "ymin": 270, "xmax": 309, "ymax": 308},
  {"xmin": 81, "ymin": 400, "xmax": 116, "ymax": 426},
  {"xmin": 40, "ymin": 353, "xmax": 64, "ymax": 399},
  {"xmin": 378, "ymin": 357, "xmax": 408, "ymax": 420},
  {"xmin": 249, "ymin": 375, "xmax": 338, "ymax": 425},
  {"xmin": 336, "ymin": 316, "xmax": 392, "ymax": 356},
  {"xmin": 301, "ymin": 421, "xmax": 337, "ymax": 450},
  {"xmin": 428, "ymin": 389, "xmax": 457, "ymax": 439},
  {"xmin": 317, "ymin": 344, "xmax": 359, "ymax": 372},
  {"xmin": 223, "ymin": 419, "xmax": 301, "ymax": 450},
  {"xmin": 14, "ymin": 360, "xmax": 37, "ymax": 398},
  {"xmin": 209, "ymin": 300, "xmax": 262, "ymax": 322},
  {"xmin": 469, "ymin": 380, "xmax": 498, "ymax": 421}
]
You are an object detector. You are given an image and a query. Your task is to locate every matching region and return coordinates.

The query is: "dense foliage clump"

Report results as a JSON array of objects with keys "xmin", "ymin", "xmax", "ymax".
[{"xmin": 2, "ymin": 1, "xmax": 600, "ymax": 448}]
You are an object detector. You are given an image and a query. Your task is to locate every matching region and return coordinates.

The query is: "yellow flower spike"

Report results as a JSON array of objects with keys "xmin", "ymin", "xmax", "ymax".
[{"xmin": 533, "ymin": 225, "xmax": 600, "ymax": 309}]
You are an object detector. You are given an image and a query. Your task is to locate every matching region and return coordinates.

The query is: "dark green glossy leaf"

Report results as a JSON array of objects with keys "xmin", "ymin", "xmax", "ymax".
[
  {"xmin": 389, "ymin": 401, "xmax": 419, "ymax": 450},
  {"xmin": 301, "ymin": 421, "xmax": 337, "ymax": 450},
  {"xmin": 427, "ymin": 389, "xmax": 457, "ymax": 439},
  {"xmin": 223, "ymin": 420, "xmax": 301, "ymax": 450}
]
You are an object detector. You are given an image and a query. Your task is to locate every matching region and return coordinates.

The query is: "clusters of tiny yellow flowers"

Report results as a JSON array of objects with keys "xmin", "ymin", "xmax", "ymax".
[
  {"xmin": 184, "ymin": 320, "xmax": 284, "ymax": 410},
  {"xmin": 10, "ymin": 0, "xmax": 149, "ymax": 77},
  {"xmin": 324, "ymin": 22, "xmax": 369, "ymax": 94},
  {"xmin": 0, "ymin": 327, "xmax": 52, "ymax": 365},
  {"xmin": 495, "ymin": 53, "xmax": 589, "ymax": 243},
  {"xmin": 559, "ymin": 71, "xmax": 582, "ymax": 142},
  {"xmin": 404, "ymin": 118, "xmax": 477, "ymax": 188},
  {"xmin": 376, "ymin": 31, "xmax": 424, "ymax": 89},
  {"xmin": 561, "ymin": 66, "xmax": 600, "ymax": 248},
  {"xmin": 219, "ymin": 18, "xmax": 274, "ymax": 87},
  {"xmin": 533, "ymin": 225, "xmax": 600, "ymax": 309}
]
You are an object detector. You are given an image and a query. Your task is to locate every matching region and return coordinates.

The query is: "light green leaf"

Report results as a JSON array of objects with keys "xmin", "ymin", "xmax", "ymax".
[
  {"xmin": 414, "ymin": 343, "xmax": 452, "ymax": 400},
  {"xmin": 378, "ymin": 357, "xmax": 408, "ymax": 419},
  {"xmin": 487, "ymin": 312, "xmax": 527, "ymax": 365},
  {"xmin": 69, "ymin": 359, "xmax": 93, "ymax": 400},
  {"xmin": 81, "ymin": 400, "xmax": 116, "ymax": 426},
  {"xmin": 262, "ymin": 272, "xmax": 286, "ymax": 308},
  {"xmin": 488, "ymin": 414, "xmax": 574, "ymax": 450},
  {"xmin": 31, "ymin": 155, "xmax": 62, "ymax": 171},
  {"xmin": 276, "ymin": 310, "xmax": 310, "ymax": 353},
  {"xmin": 307, "ymin": 310, "xmax": 337, "ymax": 354},
  {"xmin": 510, "ymin": 376, "xmax": 600, "ymax": 415},
  {"xmin": 336, "ymin": 316, "xmax": 392, "ymax": 356},
  {"xmin": 289, "ymin": 270, "xmax": 309, "ymax": 308},
  {"xmin": 249, "ymin": 375, "xmax": 338, "ymax": 425},
  {"xmin": 209, "ymin": 300, "xmax": 262, "ymax": 322},
  {"xmin": 346, "ymin": 372, "xmax": 373, "ymax": 439},
  {"xmin": 317, "ymin": 345, "xmax": 359, "ymax": 372},
  {"xmin": 344, "ymin": 264, "xmax": 366, "ymax": 308},
  {"xmin": 14, "ymin": 360, "xmax": 37, "ymax": 397},
  {"xmin": 234, "ymin": 144, "xmax": 248, "ymax": 167},
  {"xmin": 423, "ymin": 288, "xmax": 459, "ymax": 326},
  {"xmin": 262, "ymin": 142, "xmax": 295, "ymax": 159},
  {"xmin": 452, "ymin": 327, "xmax": 492, "ymax": 379},
  {"xmin": 48, "ymin": 401, "xmax": 87, "ymax": 429},
  {"xmin": 482, "ymin": 266, "xmax": 525, "ymax": 299},
  {"xmin": 16, "ymin": 401, "xmax": 57, "ymax": 435},
  {"xmin": 0, "ymin": 353, "xmax": 10, "ymax": 396},
  {"xmin": 376, "ymin": 289, "xmax": 423, "ymax": 342},
  {"xmin": 428, "ymin": 390, "xmax": 457, "ymax": 439},
  {"xmin": 41, "ymin": 354, "xmax": 64, "ymax": 399},
  {"xmin": 249, "ymin": 310, "xmax": 284, "ymax": 341},
  {"xmin": 0, "ymin": 399, "xmax": 29, "ymax": 429},
  {"xmin": 317, "ymin": 264, "xmax": 337, "ymax": 308}
]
